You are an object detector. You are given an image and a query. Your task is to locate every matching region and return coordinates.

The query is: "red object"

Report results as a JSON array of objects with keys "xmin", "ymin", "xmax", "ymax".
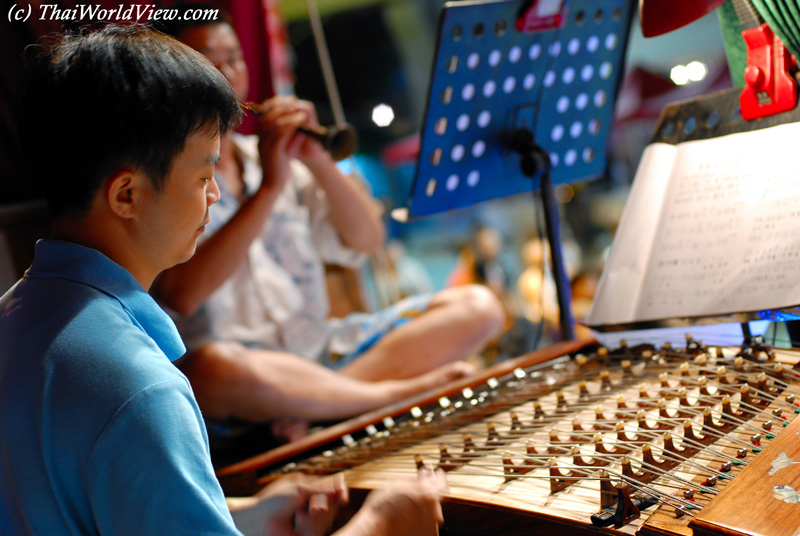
[
  {"xmin": 739, "ymin": 23, "xmax": 798, "ymax": 120},
  {"xmin": 516, "ymin": 0, "xmax": 565, "ymax": 33},
  {"xmin": 639, "ymin": 0, "xmax": 726, "ymax": 38}
]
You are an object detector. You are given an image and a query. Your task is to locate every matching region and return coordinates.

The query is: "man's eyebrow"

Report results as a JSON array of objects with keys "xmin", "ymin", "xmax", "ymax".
[{"xmin": 206, "ymin": 153, "xmax": 221, "ymax": 165}]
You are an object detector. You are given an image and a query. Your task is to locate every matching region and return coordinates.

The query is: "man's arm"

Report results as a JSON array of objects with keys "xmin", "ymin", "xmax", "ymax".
[
  {"xmin": 289, "ymin": 97, "xmax": 386, "ymax": 253},
  {"xmin": 181, "ymin": 342, "xmax": 473, "ymax": 423}
]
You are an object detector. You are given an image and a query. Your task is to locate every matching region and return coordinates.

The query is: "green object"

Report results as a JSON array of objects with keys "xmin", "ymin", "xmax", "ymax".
[
  {"xmin": 718, "ymin": 0, "xmax": 800, "ymax": 89},
  {"xmin": 754, "ymin": 0, "xmax": 800, "ymax": 58},
  {"xmin": 718, "ymin": 0, "xmax": 747, "ymax": 87}
]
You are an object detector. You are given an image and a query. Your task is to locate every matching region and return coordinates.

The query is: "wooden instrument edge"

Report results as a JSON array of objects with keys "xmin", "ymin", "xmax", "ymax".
[
  {"xmin": 216, "ymin": 337, "xmax": 596, "ymax": 492},
  {"xmin": 689, "ymin": 411, "xmax": 800, "ymax": 536}
]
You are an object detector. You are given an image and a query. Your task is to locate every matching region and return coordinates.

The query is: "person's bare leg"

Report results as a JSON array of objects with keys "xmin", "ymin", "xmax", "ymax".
[
  {"xmin": 339, "ymin": 284, "xmax": 505, "ymax": 381},
  {"xmin": 176, "ymin": 341, "xmax": 475, "ymax": 423}
]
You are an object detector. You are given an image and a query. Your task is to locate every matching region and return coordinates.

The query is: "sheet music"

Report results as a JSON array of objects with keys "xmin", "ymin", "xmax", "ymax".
[{"xmin": 588, "ymin": 121, "xmax": 800, "ymax": 326}]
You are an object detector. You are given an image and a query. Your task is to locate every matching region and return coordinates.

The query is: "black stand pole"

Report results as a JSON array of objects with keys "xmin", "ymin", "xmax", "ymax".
[
  {"xmin": 540, "ymin": 171, "xmax": 577, "ymax": 341},
  {"xmin": 740, "ymin": 321, "xmax": 752, "ymax": 345},
  {"xmin": 512, "ymin": 129, "xmax": 576, "ymax": 341}
]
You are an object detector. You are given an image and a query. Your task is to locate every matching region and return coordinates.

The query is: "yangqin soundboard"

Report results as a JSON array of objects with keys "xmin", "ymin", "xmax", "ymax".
[{"xmin": 218, "ymin": 338, "xmax": 800, "ymax": 536}]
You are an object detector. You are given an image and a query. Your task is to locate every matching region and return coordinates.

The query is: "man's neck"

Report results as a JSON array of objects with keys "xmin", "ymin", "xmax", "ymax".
[{"xmin": 51, "ymin": 215, "xmax": 155, "ymax": 290}]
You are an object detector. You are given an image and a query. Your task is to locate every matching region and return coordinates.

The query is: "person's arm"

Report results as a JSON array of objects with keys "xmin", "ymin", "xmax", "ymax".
[
  {"xmin": 289, "ymin": 97, "xmax": 385, "ymax": 253},
  {"xmin": 155, "ymin": 103, "xmax": 308, "ymax": 316},
  {"xmin": 193, "ymin": 344, "xmax": 473, "ymax": 424}
]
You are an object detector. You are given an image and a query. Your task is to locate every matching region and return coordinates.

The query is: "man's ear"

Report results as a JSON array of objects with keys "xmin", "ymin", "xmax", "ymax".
[{"xmin": 106, "ymin": 169, "xmax": 148, "ymax": 219}]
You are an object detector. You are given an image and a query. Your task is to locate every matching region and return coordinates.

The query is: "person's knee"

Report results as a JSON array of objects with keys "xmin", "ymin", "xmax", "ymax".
[{"xmin": 444, "ymin": 285, "xmax": 505, "ymax": 338}]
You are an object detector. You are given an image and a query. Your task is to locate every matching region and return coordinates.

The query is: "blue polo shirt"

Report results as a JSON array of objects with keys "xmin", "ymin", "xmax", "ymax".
[{"xmin": 0, "ymin": 240, "xmax": 240, "ymax": 535}]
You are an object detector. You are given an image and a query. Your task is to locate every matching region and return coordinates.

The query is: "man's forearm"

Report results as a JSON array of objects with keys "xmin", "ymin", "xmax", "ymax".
[{"xmin": 305, "ymin": 157, "xmax": 386, "ymax": 252}]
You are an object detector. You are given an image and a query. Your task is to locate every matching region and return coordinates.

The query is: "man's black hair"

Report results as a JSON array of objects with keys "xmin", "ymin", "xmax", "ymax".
[{"xmin": 16, "ymin": 24, "xmax": 242, "ymax": 218}]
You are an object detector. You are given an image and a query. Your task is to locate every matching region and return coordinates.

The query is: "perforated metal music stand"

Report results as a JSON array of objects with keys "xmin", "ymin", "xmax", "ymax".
[{"xmin": 403, "ymin": 0, "xmax": 634, "ymax": 339}]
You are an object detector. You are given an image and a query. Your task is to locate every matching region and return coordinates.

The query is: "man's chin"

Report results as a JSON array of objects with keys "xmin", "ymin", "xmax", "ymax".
[{"xmin": 172, "ymin": 243, "xmax": 198, "ymax": 267}]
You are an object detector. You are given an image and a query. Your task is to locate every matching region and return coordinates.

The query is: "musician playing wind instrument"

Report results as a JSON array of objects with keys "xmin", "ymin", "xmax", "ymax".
[
  {"xmin": 0, "ymin": 24, "xmax": 447, "ymax": 536},
  {"xmin": 155, "ymin": 7, "xmax": 506, "ymax": 440}
]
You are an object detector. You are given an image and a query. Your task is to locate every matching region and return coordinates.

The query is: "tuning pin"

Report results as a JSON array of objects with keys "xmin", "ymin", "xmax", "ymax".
[
  {"xmin": 659, "ymin": 372, "xmax": 671, "ymax": 391},
  {"xmin": 594, "ymin": 405, "xmax": 606, "ymax": 421},
  {"xmin": 737, "ymin": 448, "xmax": 748, "ymax": 459},
  {"xmin": 575, "ymin": 353, "xmax": 588, "ymax": 366},
  {"xmin": 683, "ymin": 489, "xmax": 695, "ymax": 500},
  {"xmin": 675, "ymin": 505, "xmax": 687, "ymax": 518},
  {"xmin": 720, "ymin": 461, "xmax": 733, "ymax": 472},
  {"xmin": 695, "ymin": 354, "xmax": 707, "ymax": 366},
  {"xmin": 486, "ymin": 422, "xmax": 499, "ymax": 442},
  {"xmin": 697, "ymin": 376, "xmax": 708, "ymax": 392},
  {"xmin": 704, "ymin": 476, "xmax": 718, "ymax": 487},
  {"xmin": 463, "ymin": 433, "xmax": 475, "ymax": 451},
  {"xmin": 556, "ymin": 391, "xmax": 568, "ymax": 410},
  {"xmin": 717, "ymin": 366, "xmax": 727, "ymax": 380},
  {"xmin": 763, "ymin": 420, "xmax": 773, "ymax": 431},
  {"xmin": 787, "ymin": 394, "xmax": 796, "ymax": 404},
  {"xmin": 600, "ymin": 370, "xmax": 612, "ymax": 389}
]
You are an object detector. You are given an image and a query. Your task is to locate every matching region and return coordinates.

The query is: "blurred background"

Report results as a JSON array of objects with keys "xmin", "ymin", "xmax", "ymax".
[{"xmin": 1, "ymin": 0, "xmax": 756, "ymax": 358}]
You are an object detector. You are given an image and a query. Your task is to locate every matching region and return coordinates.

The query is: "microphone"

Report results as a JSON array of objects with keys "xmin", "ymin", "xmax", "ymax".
[{"xmin": 243, "ymin": 102, "xmax": 358, "ymax": 161}]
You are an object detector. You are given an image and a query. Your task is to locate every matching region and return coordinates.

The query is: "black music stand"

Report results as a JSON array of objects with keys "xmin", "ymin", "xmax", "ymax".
[{"xmin": 399, "ymin": 0, "xmax": 634, "ymax": 341}]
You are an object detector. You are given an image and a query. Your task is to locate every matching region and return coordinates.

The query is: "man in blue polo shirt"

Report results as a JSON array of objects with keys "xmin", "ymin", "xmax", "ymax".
[{"xmin": 0, "ymin": 24, "xmax": 446, "ymax": 536}]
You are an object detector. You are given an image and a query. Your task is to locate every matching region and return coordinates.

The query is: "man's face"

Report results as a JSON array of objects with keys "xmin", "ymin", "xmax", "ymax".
[
  {"xmin": 139, "ymin": 129, "xmax": 221, "ymax": 271},
  {"xmin": 180, "ymin": 23, "xmax": 249, "ymax": 101}
]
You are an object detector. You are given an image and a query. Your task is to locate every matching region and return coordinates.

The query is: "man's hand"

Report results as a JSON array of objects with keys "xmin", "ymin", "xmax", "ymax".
[
  {"xmin": 337, "ymin": 466, "xmax": 448, "ymax": 536},
  {"xmin": 254, "ymin": 96, "xmax": 309, "ymax": 196},
  {"xmin": 229, "ymin": 473, "xmax": 348, "ymax": 536}
]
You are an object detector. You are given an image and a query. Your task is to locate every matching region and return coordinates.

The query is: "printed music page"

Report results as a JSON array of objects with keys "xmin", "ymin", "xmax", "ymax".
[{"xmin": 587, "ymin": 121, "xmax": 800, "ymax": 327}]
